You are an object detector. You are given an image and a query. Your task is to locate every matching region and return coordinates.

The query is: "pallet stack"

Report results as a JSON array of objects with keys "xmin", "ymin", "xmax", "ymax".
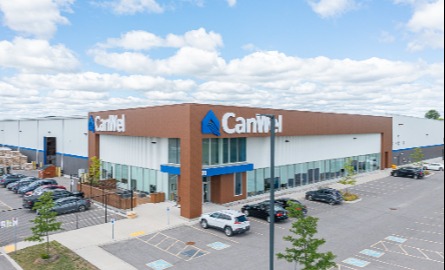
[{"xmin": 0, "ymin": 148, "xmax": 32, "ymax": 170}]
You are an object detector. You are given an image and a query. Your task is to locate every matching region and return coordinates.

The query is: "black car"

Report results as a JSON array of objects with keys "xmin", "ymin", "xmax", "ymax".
[
  {"xmin": 265, "ymin": 198, "xmax": 308, "ymax": 216},
  {"xmin": 0, "ymin": 174, "xmax": 27, "ymax": 187},
  {"xmin": 23, "ymin": 189, "xmax": 84, "ymax": 210},
  {"xmin": 391, "ymin": 167, "xmax": 424, "ymax": 179},
  {"xmin": 305, "ymin": 188, "xmax": 343, "ymax": 205},
  {"xmin": 17, "ymin": 179, "xmax": 58, "ymax": 196},
  {"xmin": 241, "ymin": 202, "xmax": 288, "ymax": 223},
  {"xmin": 8, "ymin": 177, "xmax": 40, "ymax": 192}
]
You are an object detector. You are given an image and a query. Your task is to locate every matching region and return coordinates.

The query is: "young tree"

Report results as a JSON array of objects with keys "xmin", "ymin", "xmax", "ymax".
[
  {"xmin": 425, "ymin": 110, "xmax": 441, "ymax": 120},
  {"xmin": 89, "ymin": 156, "xmax": 101, "ymax": 186},
  {"xmin": 277, "ymin": 202, "xmax": 337, "ymax": 270},
  {"xmin": 338, "ymin": 158, "xmax": 357, "ymax": 186},
  {"xmin": 25, "ymin": 192, "xmax": 62, "ymax": 259},
  {"xmin": 410, "ymin": 148, "xmax": 425, "ymax": 166},
  {"xmin": 337, "ymin": 158, "xmax": 359, "ymax": 201}
]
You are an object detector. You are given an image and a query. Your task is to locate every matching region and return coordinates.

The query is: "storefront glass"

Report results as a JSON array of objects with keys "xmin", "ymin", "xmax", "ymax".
[{"xmin": 247, "ymin": 153, "xmax": 381, "ymax": 197}]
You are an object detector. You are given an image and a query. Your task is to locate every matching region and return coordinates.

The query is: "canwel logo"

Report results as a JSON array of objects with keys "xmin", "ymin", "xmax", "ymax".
[
  {"xmin": 202, "ymin": 110, "xmax": 221, "ymax": 136},
  {"xmin": 88, "ymin": 115, "xmax": 95, "ymax": 133}
]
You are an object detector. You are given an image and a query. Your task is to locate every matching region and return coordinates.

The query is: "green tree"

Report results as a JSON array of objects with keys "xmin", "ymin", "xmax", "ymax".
[
  {"xmin": 338, "ymin": 158, "xmax": 357, "ymax": 186},
  {"xmin": 425, "ymin": 110, "xmax": 441, "ymax": 120},
  {"xmin": 410, "ymin": 148, "xmax": 425, "ymax": 166},
  {"xmin": 277, "ymin": 201, "xmax": 337, "ymax": 270},
  {"xmin": 89, "ymin": 156, "xmax": 101, "ymax": 186},
  {"xmin": 25, "ymin": 192, "xmax": 62, "ymax": 259}
]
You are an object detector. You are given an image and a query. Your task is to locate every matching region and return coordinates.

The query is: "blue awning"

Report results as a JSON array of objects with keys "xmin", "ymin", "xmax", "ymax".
[{"xmin": 161, "ymin": 163, "xmax": 254, "ymax": 176}]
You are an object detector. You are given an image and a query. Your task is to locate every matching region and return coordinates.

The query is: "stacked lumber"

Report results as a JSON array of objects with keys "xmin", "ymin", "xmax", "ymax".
[{"xmin": 0, "ymin": 148, "xmax": 30, "ymax": 170}]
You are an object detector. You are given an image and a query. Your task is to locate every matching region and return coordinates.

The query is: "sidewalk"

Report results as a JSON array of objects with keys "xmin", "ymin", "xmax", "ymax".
[{"xmin": 3, "ymin": 157, "xmax": 442, "ymax": 270}]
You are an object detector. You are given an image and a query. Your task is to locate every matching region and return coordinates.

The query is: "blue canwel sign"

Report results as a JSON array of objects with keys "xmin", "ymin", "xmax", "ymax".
[
  {"xmin": 202, "ymin": 110, "xmax": 221, "ymax": 136},
  {"xmin": 88, "ymin": 115, "xmax": 95, "ymax": 133}
]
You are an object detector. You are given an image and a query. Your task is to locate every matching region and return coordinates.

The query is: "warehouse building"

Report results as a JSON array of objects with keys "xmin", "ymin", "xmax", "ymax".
[{"xmin": 1, "ymin": 104, "xmax": 443, "ymax": 218}]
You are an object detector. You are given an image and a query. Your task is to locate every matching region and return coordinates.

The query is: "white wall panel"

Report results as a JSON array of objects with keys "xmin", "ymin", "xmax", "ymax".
[
  {"xmin": 393, "ymin": 115, "xmax": 444, "ymax": 150},
  {"xmin": 248, "ymin": 134, "xmax": 381, "ymax": 169},
  {"xmin": 63, "ymin": 119, "xmax": 88, "ymax": 157},
  {"xmin": 99, "ymin": 135, "xmax": 169, "ymax": 170}
]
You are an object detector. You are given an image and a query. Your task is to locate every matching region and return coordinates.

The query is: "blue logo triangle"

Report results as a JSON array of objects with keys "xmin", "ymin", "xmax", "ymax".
[
  {"xmin": 202, "ymin": 110, "xmax": 221, "ymax": 136},
  {"xmin": 88, "ymin": 115, "xmax": 95, "ymax": 133}
]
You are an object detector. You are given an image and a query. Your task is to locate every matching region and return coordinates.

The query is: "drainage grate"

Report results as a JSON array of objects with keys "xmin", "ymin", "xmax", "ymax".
[{"xmin": 146, "ymin": 260, "xmax": 173, "ymax": 270}]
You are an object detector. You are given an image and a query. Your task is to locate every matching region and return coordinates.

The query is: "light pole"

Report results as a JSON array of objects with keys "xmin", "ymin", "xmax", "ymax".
[{"xmin": 258, "ymin": 113, "xmax": 276, "ymax": 270}]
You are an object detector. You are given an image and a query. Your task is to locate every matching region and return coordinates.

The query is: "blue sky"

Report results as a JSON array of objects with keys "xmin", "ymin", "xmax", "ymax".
[{"xmin": 0, "ymin": 0, "xmax": 444, "ymax": 119}]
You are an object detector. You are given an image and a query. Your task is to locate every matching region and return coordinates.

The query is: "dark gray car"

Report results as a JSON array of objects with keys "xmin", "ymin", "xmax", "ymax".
[
  {"xmin": 51, "ymin": 197, "xmax": 92, "ymax": 215},
  {"xmin": 305, "ymin": 188, "xmax": 343, "ymax": 205}
]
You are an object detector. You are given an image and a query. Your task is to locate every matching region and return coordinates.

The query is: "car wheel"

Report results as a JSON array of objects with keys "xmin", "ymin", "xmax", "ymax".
[
  {"xmin": 267, "ymin": 216, "xmax": 271, "ymax": 223},
  {"xmin": 393, "ymin": 172, "xmax": 398, "ymax": 177},
  {"xmin": 201, "ymin": 220, "xmax": 209, "ymax": 229},
  {"xmin": 413, "ymin": 175, "xmax": 419, "ymax": 180},
  {"xmin": 329, "ymin": 200, "xmax": 336, "ymax": 206},
  {"xmin": 440, "ymin": 168, "xmax": 444, "ymax": 171},
  {"xmin": 225, "ymin": 227, "xmax": 233, "ymax": 237},
  {"xmin": 243, "ymin": 210, "xmax": 250, "ymax": 217},
  {"xmin": 307, "ymin": 195, "xmax": 313, "ymax": 201},
  {"xmin": 78, "ymin": 205, "xmax": 87, "ymax": 212}
]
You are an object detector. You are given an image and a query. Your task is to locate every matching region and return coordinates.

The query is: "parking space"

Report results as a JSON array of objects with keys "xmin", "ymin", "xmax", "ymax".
[
  {"xmin": 101, "ymin": 171, "xmax": 444, "ymax": 270},
  {"xmin": 0, "ymin": 185, "xmax": 126, "ymax": 247}
]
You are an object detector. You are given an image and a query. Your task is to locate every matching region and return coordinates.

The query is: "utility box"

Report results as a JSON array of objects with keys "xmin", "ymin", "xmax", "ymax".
[{"xmin": 38, "ymin": 164, "xmax": 57, "ymax": 179}]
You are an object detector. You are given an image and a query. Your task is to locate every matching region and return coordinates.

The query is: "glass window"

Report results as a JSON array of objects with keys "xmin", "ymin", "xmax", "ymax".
[
  {"xmin": 211, "ymin": 138, "xmax": 220, "ymax": 165},
  {"xmin": 202, "ymin": 139, "xmax": 210, "ymax": 166},
  {"xmin": 168, "ymin": 138, "xmax": 181, "ymax": 164},
  {"xmin": 223, "ymin": 138, "xmax": 229, "ymax": 163},
  {"xmin": 239, "ymin": 138, "xmax": 247, "ymax": 162},
  {"xmin": 235, "ymin": 173, "xmax": 243, "ymax": 196},
  {"xmin": 115, "ymin": 164, "xmax": 122, "ymax": 182},
  {"xmin": 247, "ymin": 171, "xmax": 256, "ymax": 196},
  {"xmin": 122, "ymin": 165, "xmax": 128, "ymax": 184},
  {"xmin": 230, "ymin": 138, "xmax": 238, "ymax": 163}
]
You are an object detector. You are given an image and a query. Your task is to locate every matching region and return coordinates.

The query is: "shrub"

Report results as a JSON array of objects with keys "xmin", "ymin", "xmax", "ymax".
[{"xmin": 341, "ymin": 191, "xmax": 360, "ymax": 201}]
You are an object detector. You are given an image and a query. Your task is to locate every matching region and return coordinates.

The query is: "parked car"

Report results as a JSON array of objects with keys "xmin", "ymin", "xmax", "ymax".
[
  {"xmin": 24, "ymin": 184, "xmax": 66, "ymax": 197},
  {"xmin": 23, "ymin": 189, "xmax": 84, "ymax": 210},
  {"xmin": 7, "ymin": 177, "xmax": 40, "ymax": 192},
  {"xmin": 200, "ymin": 210, "xmax": 250, "ymax": 237},
  {"xmin": 264, "ymin": 198, "xmax": 308, "ymax": 216},
  {"xmin": 17, "ymin": 179, "xmax": 58, "ymax": 196},
  {"xmin": 0, "ymin": 174, "xmax": 27, "ymax": 187},
  {"xmin": 423, "ymin": 163, "xmax": 444, "ymax": 171},
  {"xmin": 241, "ymin": 202, "xmax": 288, "ymax": 223},
  {"xmin": 49, "ymin": 196, "xmax": 92, "ymax": 215},
  {"xmin": 305, "ymin": 188, "xmax": 343, "ymax": 205},
  {"xmin": 391, "ymin": 166, "xmax": 425, "ymax": 179}
]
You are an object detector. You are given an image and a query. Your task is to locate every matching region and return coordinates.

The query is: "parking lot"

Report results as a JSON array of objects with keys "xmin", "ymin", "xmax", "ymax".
[
  {"xmin": 102, "ymin": 171, "xmax": 444, "ymax": 270},
  {"xmin": 0, "ymin": 176, "xmax": 126, "ymax": 248}
]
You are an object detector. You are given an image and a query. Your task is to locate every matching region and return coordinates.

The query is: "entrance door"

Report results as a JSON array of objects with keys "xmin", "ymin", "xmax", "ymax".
[
  {"xmin": 169, "ymin": 175, "xmax": 178, "ymax": 201},
  {"xmin": 203, "ymin": 177, "xmax": 211, "ymax": 203}
]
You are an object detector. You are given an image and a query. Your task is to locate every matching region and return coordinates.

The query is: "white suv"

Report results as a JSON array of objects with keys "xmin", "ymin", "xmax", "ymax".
[
  {"xmin": 200, "ymin": 210, "xmax": 250, "ymax": 237},
  {"xmin": 423, "ymin": 163, "xmax": 444, "ymax": 171}
]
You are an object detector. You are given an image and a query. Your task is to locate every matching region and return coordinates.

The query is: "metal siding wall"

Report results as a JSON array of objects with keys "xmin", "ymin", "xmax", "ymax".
[
  {"xmin": 248, "ymin": 133, "xmax": 381, "ymax": 169},
  {"xmin": 63, "ymin": 119, "xmax": 88, "ymax": 157},
  {"xmin": 19, "ymin": 121, "xmax": 38, "ymax": 150},
  {"xmin": 393, "ymin": 115, "xmax": 444, "ymax": 150},
  {"xmin": 99, "ymin": 135, "xmax": 168, "ymax": 169}
]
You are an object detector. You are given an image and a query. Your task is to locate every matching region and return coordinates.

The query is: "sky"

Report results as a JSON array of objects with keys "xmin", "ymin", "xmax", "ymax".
[{"xmin": 0, "ymin": 0, "xmax": 443, "ymax": 120}]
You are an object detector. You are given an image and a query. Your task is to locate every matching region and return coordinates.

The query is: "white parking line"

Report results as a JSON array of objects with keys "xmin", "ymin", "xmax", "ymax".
[
  {"xmin": 405, "ymin": 228, "xmax": 444, "ymax": 236},
  {"xmin": 248, "ymin": 218, "xmax": 287, "ymax": 230},
  {"xmin": 392, "ymin": 234, "xmax": 444, "ymax": 245},
  {"xmin": 355, "ymin": 254, "xmax": 415, "ymax": 270},
  {"xmin": 415, "ymin": 222, "xmax": 444, "ymax": 228},
  {"xmin": 187, "ymin": 225, "xmax": 240, "ymax": 244}
]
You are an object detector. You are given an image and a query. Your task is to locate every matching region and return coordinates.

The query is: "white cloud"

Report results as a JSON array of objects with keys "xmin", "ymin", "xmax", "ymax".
[
  {"xmin": 103, "ymin": 0, "xmax": 164, "ymax": 14},
  {"xmin": 0, "ymin": 37, "xmax": 80, "ymax": 73},
  {"xmin": 405, "ymin": 0, "xmax": 444, "ymax": 51},
  {"xmin": 227, "ymin": 0, "xmax": 237, "ymax": 7},
  {"xmin": 0, "ymin": 0, "xmax": 74, "ymax": 39},
  {"xmin": 307, "ymin": 0, "xmax": 357, "ymax": 18},
  {"xmin": 99, "ymin": 28, "xmax": 223, "ymax": 52}
]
